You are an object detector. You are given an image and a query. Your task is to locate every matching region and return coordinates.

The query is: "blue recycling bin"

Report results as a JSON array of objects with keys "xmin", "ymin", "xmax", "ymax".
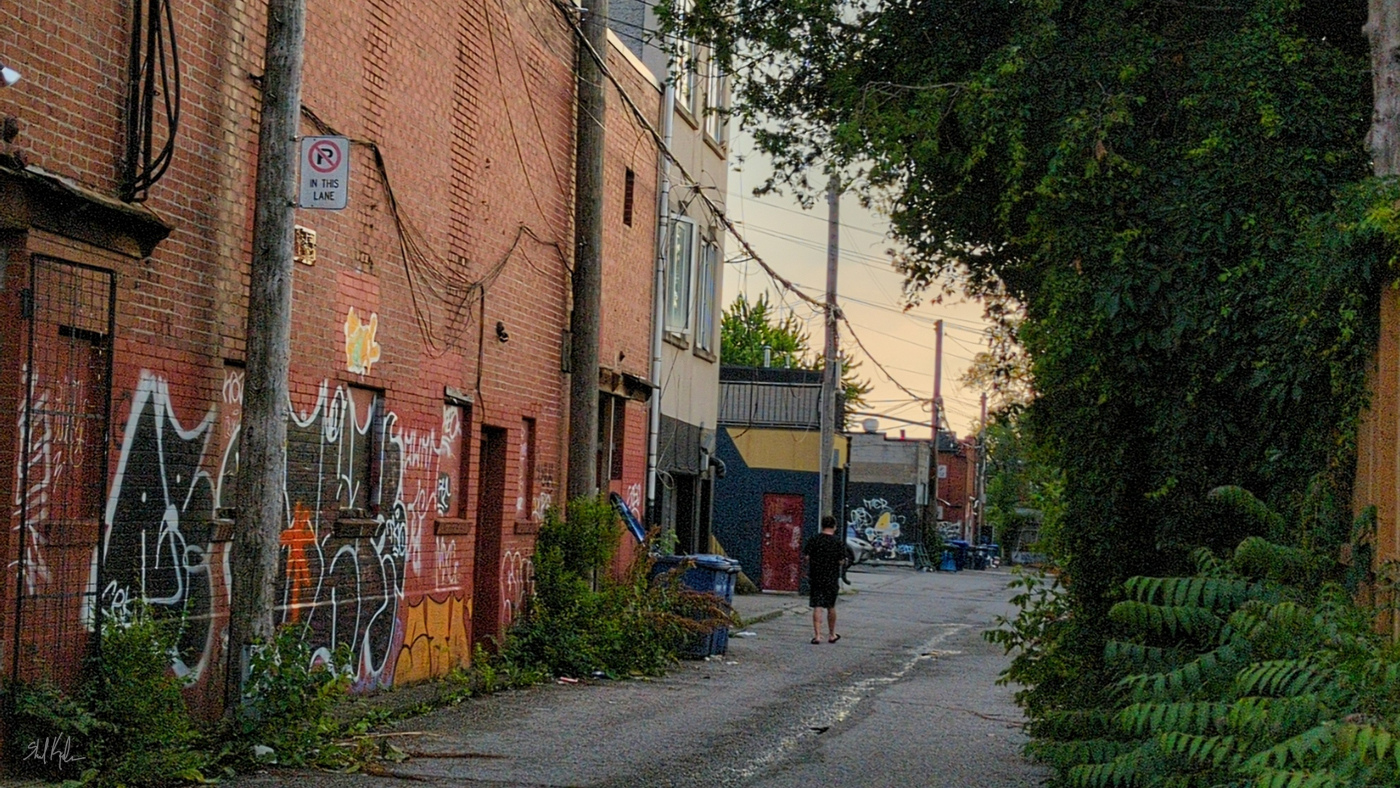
[
  {"xmin": 948, "ymin": 540, "xmax": 972, "ymax": 571},
  {"xmin": 651, "ymin": 554, "xmax": 740, "ymax": 658}
]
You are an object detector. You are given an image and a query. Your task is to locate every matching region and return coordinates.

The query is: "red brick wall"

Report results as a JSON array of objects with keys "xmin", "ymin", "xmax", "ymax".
[
  {"xmin": 0, "ymin": 0, "xmax": 598, "ymax": 722},
  {"xmin": 936, "ymin": 438, "xmax": 978, "ymax": 538},
  {"xmin": 602, "ymin": 40, "xmax": 659, "ymax": 571}
]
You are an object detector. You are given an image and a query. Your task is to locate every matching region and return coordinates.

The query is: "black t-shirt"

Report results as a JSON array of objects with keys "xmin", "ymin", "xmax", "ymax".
[{"xmin": 803, "ymin": 532, "xmax": 845, "ymax": 585}]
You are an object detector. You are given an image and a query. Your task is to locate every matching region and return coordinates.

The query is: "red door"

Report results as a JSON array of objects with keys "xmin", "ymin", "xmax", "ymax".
[{"xmin": 761, "ymin": 494, "xmax": 804, "ymax": 592}]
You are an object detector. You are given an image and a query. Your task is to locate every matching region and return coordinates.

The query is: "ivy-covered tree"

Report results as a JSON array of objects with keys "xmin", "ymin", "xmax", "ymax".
[
  {"xmin": 720, "ymin": 293, "xmax": 872, "ymax": 423},
  {"xmin": 678, "ymin": 0, "xmax": 1394, "ymax": 719}
]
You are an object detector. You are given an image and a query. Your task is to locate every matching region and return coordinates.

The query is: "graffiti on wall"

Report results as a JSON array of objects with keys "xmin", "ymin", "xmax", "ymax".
[
  {"xmin": 502, "ymin": 549, "xmax": 534, "ymax": 624},
  {"xmin": 93, "ymin": 372, "xmax": 416, "ymax": 685},
  {"xmin": 393, "ymin": 593, "xmax": 470, "ymax": 685},
  {"xmin": 344, "ymin": 308, "xmax": 382, "ymax": 376},
  {"xmin": 99, "ymin": 372, "xmax": 221, "ymax": 679},
  {"xmin": 847, "ymin": 497, "xmax": 905, "ymax": 558},
  {"xmin": 280, "ymin": 380, "xmax": 407, "ymax": 682},
  {"xmin": 12, "ymin": 370, "xmax": 57, "ymax": 595},
  {"xmin": 19, "ymin": 356, "xmax": 511, "ymax": 694}
]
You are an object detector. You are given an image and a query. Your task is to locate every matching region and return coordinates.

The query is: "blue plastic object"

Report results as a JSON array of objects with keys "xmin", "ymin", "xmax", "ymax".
[
  {"xmin": 651, "ymin": 554, "xmax": 741, "ymax": 657},
  {"xmin": 948, "ymin": 539, "xmax": 972, "ymax": 571},
  {"xmin": 939, "ymin": 550, "xmax": 959, "ymax": 572},
  {"xmin": 610, "ymin": 491, "xmax": 647, "ymax": 544}
]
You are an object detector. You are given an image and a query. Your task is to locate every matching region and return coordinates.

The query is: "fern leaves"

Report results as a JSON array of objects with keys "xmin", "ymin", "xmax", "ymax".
[{"xmin": 1037, "ymin": 526, "xmax": 1400, "ymax": 788}]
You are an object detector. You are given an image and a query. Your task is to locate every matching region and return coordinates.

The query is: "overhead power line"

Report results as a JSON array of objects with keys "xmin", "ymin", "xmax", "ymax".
[{"xmin": 552, "ymin": 4, "xmax": 990, "ymax": 422}]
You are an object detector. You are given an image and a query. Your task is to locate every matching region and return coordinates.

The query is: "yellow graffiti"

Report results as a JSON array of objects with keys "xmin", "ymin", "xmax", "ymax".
[
  {"xmin": 344, "ymin": 307, "xmax": 382, "ymax": 375},
  {"xmin": 394, "ymin": 595, "xmax": 471, "ymax": 685}
]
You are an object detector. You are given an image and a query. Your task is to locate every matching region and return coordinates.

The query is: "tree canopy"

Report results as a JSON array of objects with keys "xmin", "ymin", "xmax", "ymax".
[
  {"xmin": 720, "ymin": 293, "xmax": 872, "ymax": 422},
  {"xmin": 681, "ymin": 0, "xmax": 1396, "ymax": 716}
]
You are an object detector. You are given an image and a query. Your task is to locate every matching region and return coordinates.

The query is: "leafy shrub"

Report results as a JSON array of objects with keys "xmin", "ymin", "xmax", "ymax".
[
  {"xmin": 4, "ymin": 606, "xmax": 207, "ymax": 786},
  {"xmin": 4, "ymin": 677, "xmax": 104, "ymax": 783},
  {"xmin": 86, "ymin": 609, "xmax": 208, "ymax": 786},
  {"xmin": 503, "ymin": 495, "xmax": 730, "ymax": 679},
  {"xmin": 222, "ymin": 624, "xmax": 353, "ymax": 769},
  {"xmin": 991, "ymin": 486, "xmax": 1400, "ymax": 787}
]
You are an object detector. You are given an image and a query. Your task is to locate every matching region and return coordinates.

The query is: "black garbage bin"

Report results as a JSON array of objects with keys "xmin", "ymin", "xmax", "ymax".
[
  {"xmin": 971, "ymin": 544, "xmax": 989, "ymax": 570},
  {"xmin": 651, "ymin": 554, "xmax": 741, "ymax": 658}
]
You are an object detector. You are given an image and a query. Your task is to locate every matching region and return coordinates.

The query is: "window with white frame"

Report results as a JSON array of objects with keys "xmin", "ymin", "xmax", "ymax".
[
  {"xmin": 666, "ymin": 216, "xmax": 695, "ymax": 333},
  {"xmin": 673, "ymin": 0, "xmax": 696, "ymax": 114},
  {"xmin": 703, "ymin": 58, "xmax": 726, "ymax": 143},
  {"xmin": 696, "ymin": 239, "xmax": 718, "ymax": 353}
]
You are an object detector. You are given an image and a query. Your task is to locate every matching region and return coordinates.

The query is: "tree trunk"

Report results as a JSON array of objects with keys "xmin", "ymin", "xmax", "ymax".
[{"xmin": 1359, "ymin": 0, "xmax": 1400, "ymax": 636}]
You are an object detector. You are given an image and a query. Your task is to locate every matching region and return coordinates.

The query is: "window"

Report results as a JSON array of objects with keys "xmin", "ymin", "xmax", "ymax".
[
  {"xmin": 623, "ymin": 168, "xmax": 635, "ymax": 227},
  {"xmin": 703, "ymin": 58, "xmax": 726, "ymax": 143},
  {"xmin": 517, "ymin": 417, "xmax": 537, "ymax": 520},
  {"xmin": 673, "ymin": 0, "xmax": 696, "ymax": 114},
  {"xmin": 347, "ymin": 386, "xmax": 385, "ymax": 514},
  {"xmin": 611, "ymin": 400, "xmax": 626, "ymax": 480},
  {"xmin": 665, "ymin": 216, "xmax": 695, "ymax": 333},
  {"xmin": 441, "ymin": 403, "xmax": 470, "ymax": 519},
  {"xmin": 696, "ymin": 240, "xmax": 718, "ymax": 354},
  {"xmin": 597, "ymin": 395, "xmax": 628, "ymax": 484}
]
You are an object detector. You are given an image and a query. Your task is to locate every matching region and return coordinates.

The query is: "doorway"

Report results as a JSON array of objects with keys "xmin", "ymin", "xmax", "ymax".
[
  {"xmin": 472, "ymin": 426, "xmax": 507, "ymax": 650},
  {"xmin": 761, "ymin": 493, "xmax": 804, "ymax": 592}
]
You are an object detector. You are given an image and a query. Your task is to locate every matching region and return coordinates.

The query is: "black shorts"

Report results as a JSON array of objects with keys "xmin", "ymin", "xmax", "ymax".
[{"xmin": 809, "ymin": 580, "xmax": 839, "ymax": 609}]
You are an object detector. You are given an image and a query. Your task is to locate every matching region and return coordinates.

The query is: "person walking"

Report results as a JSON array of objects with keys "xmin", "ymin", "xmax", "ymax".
[{"xmin": 803, "ymin": 515, "xmax": 846, "ymax": 644}]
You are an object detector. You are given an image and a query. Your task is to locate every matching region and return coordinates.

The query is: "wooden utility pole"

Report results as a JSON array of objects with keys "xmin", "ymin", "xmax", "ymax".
[
  {"xmin": 931, "ymin": 318, "xmax": 944, "ymax": 535},
  {"xmin": 567, "ymin": 0, "xmax": 608, "ymax": 501},
  {"xmin": 226, "ymin": 0, "xmax": 306, "ymax": 713},
  {"xmin": 977, "ymin": 391, "xmax": 988, "ymax": 543},
  {"xmin": 819, "ymin": 175, "xmax": 840, "ymax": 519}
]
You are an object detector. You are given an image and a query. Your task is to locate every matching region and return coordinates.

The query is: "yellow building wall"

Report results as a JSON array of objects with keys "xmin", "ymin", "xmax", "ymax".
[{"xmin": 728, "ymin": 428, "xmax": 848, "ymax": 472}]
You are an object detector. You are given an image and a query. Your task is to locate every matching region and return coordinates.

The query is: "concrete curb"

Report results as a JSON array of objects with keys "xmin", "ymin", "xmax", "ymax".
[{"xmin": 737, "ymin": 608, "xmax": 787, "ymax": 628}]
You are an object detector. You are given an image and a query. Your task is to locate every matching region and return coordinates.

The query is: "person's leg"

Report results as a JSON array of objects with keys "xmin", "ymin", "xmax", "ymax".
[
  {"xmin": 811, "ymin": 607, "xmax": 822, "ymax": 643},
  {"xmin": 827, "ymin": 606, "xmax": 838, "ymax": 641}
]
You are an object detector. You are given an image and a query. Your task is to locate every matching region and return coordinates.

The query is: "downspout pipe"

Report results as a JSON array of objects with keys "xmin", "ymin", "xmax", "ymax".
[{"xmin": 646, "ymin": 78, "xmax": 676, "ymax": 526}]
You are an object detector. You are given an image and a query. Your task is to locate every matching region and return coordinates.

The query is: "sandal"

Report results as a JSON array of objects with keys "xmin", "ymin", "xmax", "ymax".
[
  {"xmin": 828, "ymin": 634, "xmax": 841, "ymax": 643},
  {"xmin": 810, "ymin": 637, "xmax": 821, "ymax": 645}
]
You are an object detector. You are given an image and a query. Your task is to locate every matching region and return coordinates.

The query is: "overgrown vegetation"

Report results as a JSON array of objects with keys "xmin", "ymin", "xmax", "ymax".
[
  {"xmin": 676, "ymin": 0, "xmax": 1391, "ymax": 727},
  {"xmin": 5, "ymin": 607, "xmax": 207, "ymax": 786},
  {"xmin": 3, "ymin": 497, "xmax": 723, "ymax": 784},
  {"xmin": 502, "ymin": 495, "xmax": 730, "ymax": 679},
  {"xmin": 3, "ymin": 610, "xmax": 360, "ymax": 784},
  {"xmin": 219, "ymin": 625, "xmax": 355, "ymax": 770},
  {"xmin": 988, "ymin": 486, "xmax": 1400, "ymax": 786}
]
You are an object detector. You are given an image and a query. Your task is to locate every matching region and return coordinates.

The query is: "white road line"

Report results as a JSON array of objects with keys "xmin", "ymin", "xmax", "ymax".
[{"xmin": 721, "ymin": 623, "xmax": 973, "ymax": 784}]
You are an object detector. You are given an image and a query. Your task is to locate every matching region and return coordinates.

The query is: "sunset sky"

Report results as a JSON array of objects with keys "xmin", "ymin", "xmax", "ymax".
[{"xmin": 722, "ymin": 129, "xmax": 992, "ymax": 439}]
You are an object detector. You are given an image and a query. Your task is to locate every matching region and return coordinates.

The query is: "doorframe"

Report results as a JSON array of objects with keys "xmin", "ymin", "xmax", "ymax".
[{"xmin": 472, "ymin": 425, "xmax": 508, "ymax": 651}]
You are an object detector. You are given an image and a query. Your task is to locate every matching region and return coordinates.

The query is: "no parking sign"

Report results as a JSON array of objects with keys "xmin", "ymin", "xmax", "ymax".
[{"xmin": 298, "ymin": 136, "xmax": 349, "ymax": 210}]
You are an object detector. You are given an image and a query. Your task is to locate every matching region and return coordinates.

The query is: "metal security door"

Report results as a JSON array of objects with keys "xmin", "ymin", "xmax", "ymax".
[
  {"xmin": 10, "ymin": 257, "xmax": 115, "ymax": 685},
  {"xmin": 760, "ymin": 493, "xmax": 804, "ymax": 592}
]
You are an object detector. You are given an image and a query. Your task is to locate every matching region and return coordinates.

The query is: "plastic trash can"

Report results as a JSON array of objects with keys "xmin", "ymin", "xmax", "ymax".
[
  {"xmin": 948, "ymin": 540, "xmax": 972, "ymax": 571},
  {"xmin": 651, "ymin": 554, "xmax": 741, "ymax": 658},
  {"xmin": 938, "ymin": 549, "xmax": 959, "ymax": 572},
  {"xmin": 971, "ymin": 544, "xmax": 989, "ymax": 570}
]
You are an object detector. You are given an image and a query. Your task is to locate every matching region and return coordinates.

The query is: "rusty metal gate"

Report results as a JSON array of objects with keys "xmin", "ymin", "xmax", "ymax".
[{"xmin": 9, "ymin": 256, "xmax": 116, "ymax": 686}]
